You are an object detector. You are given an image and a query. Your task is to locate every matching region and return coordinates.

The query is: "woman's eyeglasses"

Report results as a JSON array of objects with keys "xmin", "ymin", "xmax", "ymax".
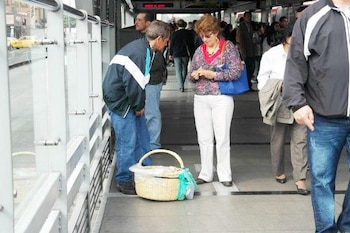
[{"xmin": 200, "ymin": 33, "xmax": 212, "ymax": 39}]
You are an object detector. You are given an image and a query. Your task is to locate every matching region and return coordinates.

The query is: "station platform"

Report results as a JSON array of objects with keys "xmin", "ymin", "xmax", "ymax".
[{"xmin": 97, "ymin": 66, "xmax": 347, "ymax": 233}]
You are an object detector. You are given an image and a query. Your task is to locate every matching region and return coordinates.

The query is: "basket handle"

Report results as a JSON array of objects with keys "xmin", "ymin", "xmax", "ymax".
[{"xmin": 138, "ymin": 149, "xmax": 184, "ymax": 168}]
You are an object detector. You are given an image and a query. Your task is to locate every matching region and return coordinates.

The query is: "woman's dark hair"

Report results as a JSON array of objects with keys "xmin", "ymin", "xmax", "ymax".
[
  {"xmin": 282, "ymin": 23, "xmax": 294, "ymax": 44},
  {"xmin": 266, "ymin": 22, "xmax": 280, "ymax": 46}
]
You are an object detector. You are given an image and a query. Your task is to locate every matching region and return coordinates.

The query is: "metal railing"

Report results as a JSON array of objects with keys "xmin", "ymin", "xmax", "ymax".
[{"xmin": 0, "ymin": 0, "xmax": 114, "ymax": 232}]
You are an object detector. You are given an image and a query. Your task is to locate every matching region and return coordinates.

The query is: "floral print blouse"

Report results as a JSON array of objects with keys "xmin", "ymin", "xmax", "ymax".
[{"xmin": 187, "ymin": 39, "xmax": 241, "ymax": 95}]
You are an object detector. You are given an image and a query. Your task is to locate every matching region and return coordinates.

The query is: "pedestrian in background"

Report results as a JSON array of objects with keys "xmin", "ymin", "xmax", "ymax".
[
  {"xmin": 237, "ymin": 11, "xmax": 255, "ymax": 91},
  {"xmin": 257, "ymin": 24, "xmax": 309, "ymax": 195},
  {"xmin": 169, "ymin": 19, "xmax": 195, "ymax": 92},
  {"xmin": 135, "ymin": 12, "xmax": 167, "ymax": 150}
]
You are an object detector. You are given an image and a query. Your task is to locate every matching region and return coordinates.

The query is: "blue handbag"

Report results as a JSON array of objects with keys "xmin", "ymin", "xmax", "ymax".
[
  {"xmin": 216, "ymin": 41, "xmax": 249, "ymax": 95},
  {"xmin": 218, "ymin": 63, "xmax": 249, "ymax": 95}
]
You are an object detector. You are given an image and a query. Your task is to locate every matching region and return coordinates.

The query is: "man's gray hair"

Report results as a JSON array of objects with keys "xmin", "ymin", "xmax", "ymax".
[{"xmin": 146, "ymin": 20, "xmax": 170, "ymax": 40}]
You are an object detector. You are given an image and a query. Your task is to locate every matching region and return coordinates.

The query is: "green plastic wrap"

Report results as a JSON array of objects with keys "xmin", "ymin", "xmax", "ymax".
[{"xmin": 177, "ymin": 168, "xmax": 197, "ymax": 200}]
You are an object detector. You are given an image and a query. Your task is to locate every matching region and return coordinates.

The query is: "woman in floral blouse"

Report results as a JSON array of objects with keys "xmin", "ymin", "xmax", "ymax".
[{"xmin": 187, "ymin": 14, "xmax": 241, "ymax": 187}]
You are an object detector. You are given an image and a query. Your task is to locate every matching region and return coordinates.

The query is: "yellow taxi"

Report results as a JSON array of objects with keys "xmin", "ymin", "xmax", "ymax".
[
  {"xmin": 7, "ymin": 37, "xmax": 18, "ymax": 50},
  {"xmin": 10, "ymin": 36, "xmax": 38, "ymax": 48}
]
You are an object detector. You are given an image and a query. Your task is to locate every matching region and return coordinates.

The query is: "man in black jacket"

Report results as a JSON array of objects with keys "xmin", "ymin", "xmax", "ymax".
[
  {"xmin": 169, "ymin": 19, "xmax": 195, "ymax": 92},
  {"xmin": 283, "ymin": 0, "xmax": 350, "ymax": 232}
]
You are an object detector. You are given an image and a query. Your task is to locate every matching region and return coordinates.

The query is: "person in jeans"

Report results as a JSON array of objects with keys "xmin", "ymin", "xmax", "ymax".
[
  {"xmin": 169, "ymin": 19, "xmax": 195, "ymax": 92},
  {"xmin": 103, "ymin": 21, "xmax": 170, "ymax": 195},
  {"xmin": 187, "ymin": 14, "xmax": 241, "ymax": 187},
  {"xmin": 282, "ymin": 0, "xmax": 350, "ymax": 232},
  {"xmin": 135, "ymin": 12, "xmax": 167, "ymax": 150}
]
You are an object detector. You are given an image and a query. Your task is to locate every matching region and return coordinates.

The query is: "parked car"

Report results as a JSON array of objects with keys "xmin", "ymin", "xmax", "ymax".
[
  {"xmin": 7, "ymin": 37, "xmax": 18, "ymax": 50},
  {"xmin": 10, "ymin": 36, "xmax": 38, "ymax": 48}
]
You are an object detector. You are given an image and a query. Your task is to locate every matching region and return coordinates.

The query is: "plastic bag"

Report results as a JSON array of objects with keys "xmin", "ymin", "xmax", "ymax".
[
  {"xmin": 129, "ymin": 164, "xmax": 180, "ymax": 178},
  {"xmin": 177, "ymin": 168, "xmax": 197, "ymax": 200}
]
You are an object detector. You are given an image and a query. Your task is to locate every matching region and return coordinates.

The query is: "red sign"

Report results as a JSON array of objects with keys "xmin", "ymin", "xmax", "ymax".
[{"xmin": 143, "ymin": 3, "xmax": 174, "ymax": 8}]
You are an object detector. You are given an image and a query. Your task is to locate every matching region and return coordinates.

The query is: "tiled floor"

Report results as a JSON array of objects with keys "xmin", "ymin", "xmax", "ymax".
[{"xmin": 97, "ymin": 66, "xmax": 347, "ymax": 233}]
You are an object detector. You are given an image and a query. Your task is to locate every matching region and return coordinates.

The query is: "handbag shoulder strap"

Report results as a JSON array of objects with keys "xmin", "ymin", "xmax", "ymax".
[
  {"xmin": 220, "ymin": 40, "xmax": 244, "ymax": 70},
  {"xmin": 220, "ymin": 40, "xmax": 227, "ymax": 64}
]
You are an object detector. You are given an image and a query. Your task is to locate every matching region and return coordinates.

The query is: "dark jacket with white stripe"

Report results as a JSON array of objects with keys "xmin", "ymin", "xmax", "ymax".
[
  {"xmin": 283, "ymin": 0, "xmax": 350, "ymax": 117},
  {"xmin": 103, "ymin": 37, "xmax": 151, "ymax": 117}
]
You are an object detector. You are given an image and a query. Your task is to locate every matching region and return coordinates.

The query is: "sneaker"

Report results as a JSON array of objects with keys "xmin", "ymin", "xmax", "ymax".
[{"xmin": 116, "ymin": 182, "xmax": 136, "ymax": 195}]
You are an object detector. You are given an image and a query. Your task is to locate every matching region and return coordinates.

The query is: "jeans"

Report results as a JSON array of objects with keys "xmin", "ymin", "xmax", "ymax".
[
  {"xmin": 145, "ymin": 83, "xmax": 162, "ymax": 150},
  {"xmin": 308, "ymin": 114, "xmax": 350, "ymax": 233},
  {"xmin": 110, "ymin": 111, "xmax": 151, "ymax": 183},
  {"xmin": 174, "ymin": 57, "xmax": 189, "ymax": 90}
]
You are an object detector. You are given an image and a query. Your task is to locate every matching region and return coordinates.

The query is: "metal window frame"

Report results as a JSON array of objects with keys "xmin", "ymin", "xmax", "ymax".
[{"xmin": 0, "ymin": 0, "xmax": 115, "ymax": 232}]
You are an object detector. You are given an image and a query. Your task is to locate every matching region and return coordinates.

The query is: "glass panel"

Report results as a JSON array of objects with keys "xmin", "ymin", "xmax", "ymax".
[{"xmin": 6, "ymin": 1, "xmax": 48, "ymax": 208}]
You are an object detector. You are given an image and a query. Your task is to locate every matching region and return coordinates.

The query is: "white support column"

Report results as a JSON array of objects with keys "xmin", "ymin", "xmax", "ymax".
[
  {"xmin": 69, "ymin": 11, "xmax": 91, "ymax": 139},
  {"xmin": 67, "ymin": 10, "xmax": 91, "ymax": 226},
  {"xmin": 0, "ymin": 2, "xmax": 15, "ymax": 232},
  {"xmin": 31, "ymin": 0, "xmax": 68, "ymax": 231},
  {"xmin": 91, "ymin": 16, "xmax": 103, "ymax": 116},
  {"xmin": 90, "ymin": 16, "xmax": 103, "ymax": 161}
]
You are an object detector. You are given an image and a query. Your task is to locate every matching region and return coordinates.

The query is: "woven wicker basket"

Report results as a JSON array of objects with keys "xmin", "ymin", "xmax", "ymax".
[{"xmin": 132, "ymin": 149, "xmax": 184, "ymax": 201}]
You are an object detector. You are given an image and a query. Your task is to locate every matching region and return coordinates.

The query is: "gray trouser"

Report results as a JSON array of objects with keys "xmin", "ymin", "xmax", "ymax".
[{"xmin": 270, "ymin": 121, "xmax": 308, "ymax": 182}]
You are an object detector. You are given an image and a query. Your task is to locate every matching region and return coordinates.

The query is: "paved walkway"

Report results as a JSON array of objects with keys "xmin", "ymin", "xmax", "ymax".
[{"xmin": 97, "ymin": 66, "xmax": 347, "ymax": 233}]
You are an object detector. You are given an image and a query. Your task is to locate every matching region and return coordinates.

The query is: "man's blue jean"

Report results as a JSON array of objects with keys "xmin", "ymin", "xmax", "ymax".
[
  {"xmin": 308, "ymin": 114, "xmax": 350, "ymax": 233},
  {"xmin": 145, "ymin": 83, "xmax": 162, "ymax": 150},
  {"xmin": 110, "ymin": 111, "xmax": 151, "ymax": 184},
  {"xmin": 174, "ymin": 57, "xmax": 189, "ymax": 90}
]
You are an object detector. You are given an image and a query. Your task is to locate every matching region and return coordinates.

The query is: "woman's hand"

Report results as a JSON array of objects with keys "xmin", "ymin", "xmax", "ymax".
[
  {"xmin": 193, "ymin": 67, "xmax": 216, "ymax": 80},
  {"xmin": 191, "ymin": 69, "xmax": 201, "ymax": 80}
]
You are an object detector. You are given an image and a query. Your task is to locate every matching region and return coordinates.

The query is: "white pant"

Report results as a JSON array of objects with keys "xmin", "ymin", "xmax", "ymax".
[{"xmin": 194, "ymin": 94, "xmax": 234, "ymax": 182}]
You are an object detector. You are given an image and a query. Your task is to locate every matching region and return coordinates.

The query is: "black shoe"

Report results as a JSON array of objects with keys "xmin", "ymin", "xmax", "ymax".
[
  {"xmin": 296, "ymin": 186, "xmax": 309, "ymax": 195},
  {"xmin": 116, "ymin": 182, "xmax": 136, "ymax": 195},
  {"xmin": 295, "ymin": 181, "xmax": 309, "ymax": 195},
  {"xmin": 295, "ymin": 180, "xmax": 309, "ymax": 195},
  {"xmin": 195, "ymin": 178, "xmax": 208, "ymax": 185},
  {"xmin": 221, "ymin": 181, "xmax": 233, "ymax": 187},
  {"xmin": 276, "ymin": 177, "xmax": 287, "ymax": 184}
]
